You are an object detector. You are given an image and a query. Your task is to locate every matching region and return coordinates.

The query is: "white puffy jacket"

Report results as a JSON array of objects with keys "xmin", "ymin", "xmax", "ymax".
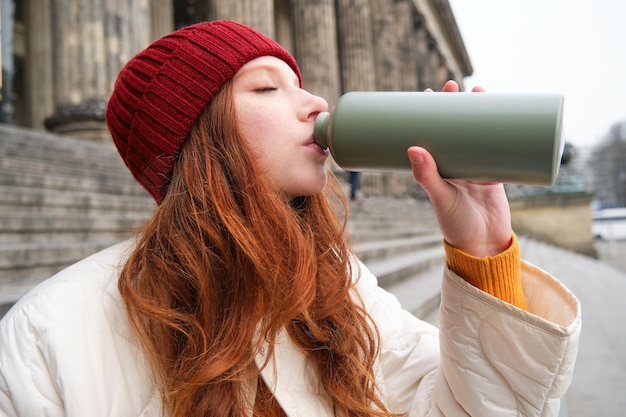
[{"xmin": 0, "ymin": 240, "xmax": 580, "ymax": 416}]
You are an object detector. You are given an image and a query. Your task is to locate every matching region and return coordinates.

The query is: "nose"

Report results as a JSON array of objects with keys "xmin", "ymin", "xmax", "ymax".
[{"xmin": 299, "ymin": 89, "xmax": 328, "ymax": 121}]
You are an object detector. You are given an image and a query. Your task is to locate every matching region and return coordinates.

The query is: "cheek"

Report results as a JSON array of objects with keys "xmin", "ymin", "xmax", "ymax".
[
  {"xmin": 237, "ymin": 106, "xmax": 275, "ymax": 143},
  {"xmin": 242, "ymin": 121, "xmax": 284, "ymax": 158},
  {"xmin": 234, "ymin": 99, "xmax": 285, "ymax": 168},
  {"xmin": 238, "ymin": 119, "xmax": 280, "ymax": 170},
  {"xmin": 240, "ymin": 121, "xmax": 274, "ymax": 157}
]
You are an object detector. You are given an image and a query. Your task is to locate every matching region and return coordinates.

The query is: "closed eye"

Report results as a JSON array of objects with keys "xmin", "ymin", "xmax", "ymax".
[{"xmin": 255, "ymin": 86, "xmax": 278, "ymax": 92}]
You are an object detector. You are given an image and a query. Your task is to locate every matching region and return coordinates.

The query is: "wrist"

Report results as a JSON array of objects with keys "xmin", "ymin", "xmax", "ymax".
[
  {"xmin": 443, "ymin": 233, "xmax": 528, "ymax": 311},
  {"xmin": 455, "ymin": 235, "xmax": 513, "ymax": 258}
]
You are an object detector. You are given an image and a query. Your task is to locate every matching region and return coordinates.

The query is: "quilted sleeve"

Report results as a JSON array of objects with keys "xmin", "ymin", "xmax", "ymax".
[
  {"xmin": 415, "ymin": 263, "xmax": 581, "ymax": 416},
  {"xmin": 353, "ymin": 258, "xmax": 581, "ymax": 417},
  {"xmin": 0, "ymin": 306, "xmax": 65, "ymax": 417}
]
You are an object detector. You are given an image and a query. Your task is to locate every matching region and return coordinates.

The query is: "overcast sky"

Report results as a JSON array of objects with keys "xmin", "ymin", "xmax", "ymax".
[{"xmin": 448, "ymin": 0, "xmax": 626, "ymax": 150}]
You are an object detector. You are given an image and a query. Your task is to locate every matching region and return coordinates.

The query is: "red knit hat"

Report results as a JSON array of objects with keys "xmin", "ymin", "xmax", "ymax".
[{"xmin": 106, "ymin": 20, "xmax": 302, "ymax": 204}]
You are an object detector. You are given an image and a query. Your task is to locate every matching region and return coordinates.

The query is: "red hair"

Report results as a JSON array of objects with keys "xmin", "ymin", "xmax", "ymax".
[{"xmin": 118, "ymin": 81, "xmax": 400, "ymax": 417}]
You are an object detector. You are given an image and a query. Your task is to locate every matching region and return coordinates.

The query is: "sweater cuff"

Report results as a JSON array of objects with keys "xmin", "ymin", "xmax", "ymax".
[{"xmin": 443, "ymin": 234, "xmax": 528, "ymax": 311}]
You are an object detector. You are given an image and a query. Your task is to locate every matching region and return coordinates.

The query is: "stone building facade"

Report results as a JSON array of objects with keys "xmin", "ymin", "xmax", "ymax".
[{"xmin": 2, "ymin": 0, "xmax": 472, "ymax": 197}]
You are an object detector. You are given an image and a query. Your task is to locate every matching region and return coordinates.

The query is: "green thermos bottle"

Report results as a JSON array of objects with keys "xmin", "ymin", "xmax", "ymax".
[{"xmin": 314, "ymin": 92, "xmax": 565, "ymax": 185}]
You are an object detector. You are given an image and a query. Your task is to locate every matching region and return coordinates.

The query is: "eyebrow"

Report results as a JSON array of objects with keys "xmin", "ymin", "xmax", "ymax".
[
  {"xmin": 237, "ymin": 62, "xmax": 298, "ymax": 85},
  {"xmin": 238, "ymin": 63, "xmax": 280, "ymax": 77}
]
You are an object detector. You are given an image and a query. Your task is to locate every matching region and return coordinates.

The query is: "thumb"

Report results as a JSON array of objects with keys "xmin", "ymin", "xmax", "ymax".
[{"xmin": 407, "ymin": 146, "xmax": 452, "ymax": 202}]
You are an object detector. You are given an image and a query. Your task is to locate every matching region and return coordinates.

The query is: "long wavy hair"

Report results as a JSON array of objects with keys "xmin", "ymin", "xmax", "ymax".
[{"xmin": 118, "ymin": 81, "xmax": 399, "ymax": 417}]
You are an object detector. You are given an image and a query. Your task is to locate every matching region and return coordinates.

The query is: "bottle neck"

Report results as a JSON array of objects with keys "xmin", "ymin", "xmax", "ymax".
[{"xmin": 313, "ymin": 112, "xmax": 330, "ymax": 148}]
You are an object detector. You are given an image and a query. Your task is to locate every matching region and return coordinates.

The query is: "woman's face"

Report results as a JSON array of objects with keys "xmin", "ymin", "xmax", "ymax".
[{"xmin": 232, "ymin": 56, "xmax": 330, "ymax": 199}]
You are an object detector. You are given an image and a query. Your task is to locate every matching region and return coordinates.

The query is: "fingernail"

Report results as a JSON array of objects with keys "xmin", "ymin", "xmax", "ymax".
[{"xmin": 409, "ymin": 152, "xmax": 424, "ymax": 165}]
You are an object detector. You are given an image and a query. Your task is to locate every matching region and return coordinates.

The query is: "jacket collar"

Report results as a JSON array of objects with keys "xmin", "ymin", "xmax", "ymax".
[{"xmin": 253, "ymin": 329, "xmax": 335, "ymax": 417}]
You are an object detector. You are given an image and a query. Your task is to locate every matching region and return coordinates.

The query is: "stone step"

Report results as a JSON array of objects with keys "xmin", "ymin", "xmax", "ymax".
[
  {"xmin": 0, "ymin": 185, "xmax": 155, "ymax": 214},
  {"xmin": 0, "ymin": 156, "xmax": 135, "ymax": 184},
  {"xmin": 1, "ymin": 124, "xmax": 121, "ymax": 167},
  {"xmin": 0, "ymin": 213, "xmax": 147, "ymax": 244},
  {"xmin": 352, "ymin": 234, "xmax": 443, "ymax": 262},
  {"xmin": 348, "ymin": 199, "xmax": 439, "ymax": 230},
  {"xmin": 0, "ymin": 229, "xmax": 134, "ymax": 245},
  {"xmin": 0, "ymin": 240, "xmax": 119, "ymax": 284},
  {"xmin": 349, "ymin": 197, "xmax": 432, "ymax": 213},
  {"xmin": 349, "ymin": 206, "xmax": 436, "ymax": 219},
  {"xmin": 0, "ymin": 211, "xmax": 148, "ymax": 230},
  {"xmin": 383, "ymin": 264, "xmax": 444, "ymax": 325},
  {"xmin": 349, "ymin": 209, "xmax": 433, "ymax": 221},
  {"xmin": 363, "ymin": 244, "xmax": 446, "ymax": 288},
  {"xmin": 0, "ymin": 169, "xmax": 147, "ymax": 196},
  {"xmin": 348, "ymin": 225, "xmax": 439, "ymax": 243},
  {"xmin": 2, "ymin": 142, "xmax": 122, "ymax": 173},
  {"xmin": 347, "ymin": 218, "xmax": 438, "ymax": 233}
]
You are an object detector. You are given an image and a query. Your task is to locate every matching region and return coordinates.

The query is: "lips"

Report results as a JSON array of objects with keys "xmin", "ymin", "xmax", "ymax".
[
  {"xmin": 305, "ymin": 140, "xmax": 330, "ymax": 156},
  {"xmin": 313, "ymin": 141, "xmax": 328, "ymax": 151}
]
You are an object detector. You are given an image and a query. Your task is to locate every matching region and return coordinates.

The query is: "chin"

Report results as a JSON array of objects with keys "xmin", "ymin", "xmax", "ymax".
[
  {"xmin": 307, "ymin": 174, "xmax": 328, "ymax": 195},
  {"xmin": 285, "ymin": 176, "xmax": 328, "ymax": 198}
]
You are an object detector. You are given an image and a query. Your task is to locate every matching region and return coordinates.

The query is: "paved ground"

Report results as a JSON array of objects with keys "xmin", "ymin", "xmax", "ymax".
[
  {"xmin": 594, "ymin": 238, "xmax": 626, "ymax": 273},
  {"xmin": 520, "ymin": 238, "xmax": 626, "ymax": 417}
]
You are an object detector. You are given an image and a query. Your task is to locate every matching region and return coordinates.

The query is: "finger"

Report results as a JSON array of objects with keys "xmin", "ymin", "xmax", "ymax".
[
  {"xmin": 441, "ymin": 80, "xmax": 460, "ymax": 92},
  {"xmin": 407, "ymin": 146, "xmax": 454, "ymax": 202},
  {"xmin": 471, "ymin": 85, "xmax": 485, "ymax": 93},
  {"xmin": 424, "ymin": 88, "xmax": 434, "ymax": 93}
]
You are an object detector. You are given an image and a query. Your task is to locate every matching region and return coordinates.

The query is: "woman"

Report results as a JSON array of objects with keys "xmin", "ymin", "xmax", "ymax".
[{"xmin": 0, "ymin": 20, "xmax": 580, "ymax": 417}]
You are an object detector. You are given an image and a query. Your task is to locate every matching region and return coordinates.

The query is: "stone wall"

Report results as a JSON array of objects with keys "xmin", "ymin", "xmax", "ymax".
[{"xmin": 510, "ymin": 192, "xmax": 597, "ymax": 257}]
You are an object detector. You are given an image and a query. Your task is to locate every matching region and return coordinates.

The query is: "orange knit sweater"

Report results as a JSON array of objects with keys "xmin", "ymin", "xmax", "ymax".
[{"xmin": 443, "ymin": 234, "xmax": 528, "ymax": 311}]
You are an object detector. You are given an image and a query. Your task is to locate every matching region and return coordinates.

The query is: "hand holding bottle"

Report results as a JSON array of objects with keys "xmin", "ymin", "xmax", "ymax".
[{"xmin": 408, "ymin": 81, "xmax": 513, "ymax": 257}]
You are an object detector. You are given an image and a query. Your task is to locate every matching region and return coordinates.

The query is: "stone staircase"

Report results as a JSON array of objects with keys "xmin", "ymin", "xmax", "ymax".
[
  {"xmin": 0, "ymin": 124, "xmax": 446, "ymax": 322},
  {"xmin": 347, "ymin": 198, "xmax": 445, "ymax": 324},
  {"xmin": 0, "ymin": 124, "xmax": 155, "ymax": 316}
]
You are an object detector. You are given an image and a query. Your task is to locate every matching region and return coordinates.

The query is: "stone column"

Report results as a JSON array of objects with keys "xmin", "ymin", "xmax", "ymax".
[
  {"xmin": 370, "ymin": 0, "xmax": 401, "ymax": 91},
  {"xmin": 414, "ymin": 14, "xmax": 436, "ymax": 90},
  {"xmin": 335, "ymin": 0, "xmax": 376, "ymax": 92},
  {"xmin": 212, "ymin": 0, "xmax": 274, "ymax": 37},
  {"xmin": 274, "ymin": 0, "xmax": 294, "ymax": 53},
  {"xmin": 150, "ymin": 0, "xmax": 174, "ymax": 41},
  {"xmin": 105, "ymin": 0, "xmax": 151, "ymax": 84},
  {"xmin": 339, "ymin": 1, "xmax": 422, "ymax": 198},
  {"xmin": 45, "ymin": 0, "xmax": 151, "ymax": 142},
  {"xmin": 290, "ymin": 0, "xmax": 341, "ymax": 106},
  {"xmin": 435, "ymin": 57, "xmax": 450, "ymax": 88},
  {"xmin": 426, "ymin": 42, "xmax": 448, "ymax": 90},
  {"xmin": 0, "ymin": 0, "xmax": 15, "ymax": 124},
  {"xmin": 393, "ymin": 0, "xmax": 419, "ymax": 91},
  {"xmin": 25, "ymin": 0, "xmax": 54, "ymax": 130}
]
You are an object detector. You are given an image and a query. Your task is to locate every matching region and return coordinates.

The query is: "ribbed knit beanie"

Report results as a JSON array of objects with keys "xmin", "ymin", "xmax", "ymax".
[{"xmin": 106, "ymin": 20, "xmax": 302, "ymax": 204}]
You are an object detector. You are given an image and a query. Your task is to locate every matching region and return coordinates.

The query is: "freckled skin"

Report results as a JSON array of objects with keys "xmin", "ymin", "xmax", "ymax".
[{"xmin": 232, "ymin": 56, "xmax": 330, "ymax": 199}]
